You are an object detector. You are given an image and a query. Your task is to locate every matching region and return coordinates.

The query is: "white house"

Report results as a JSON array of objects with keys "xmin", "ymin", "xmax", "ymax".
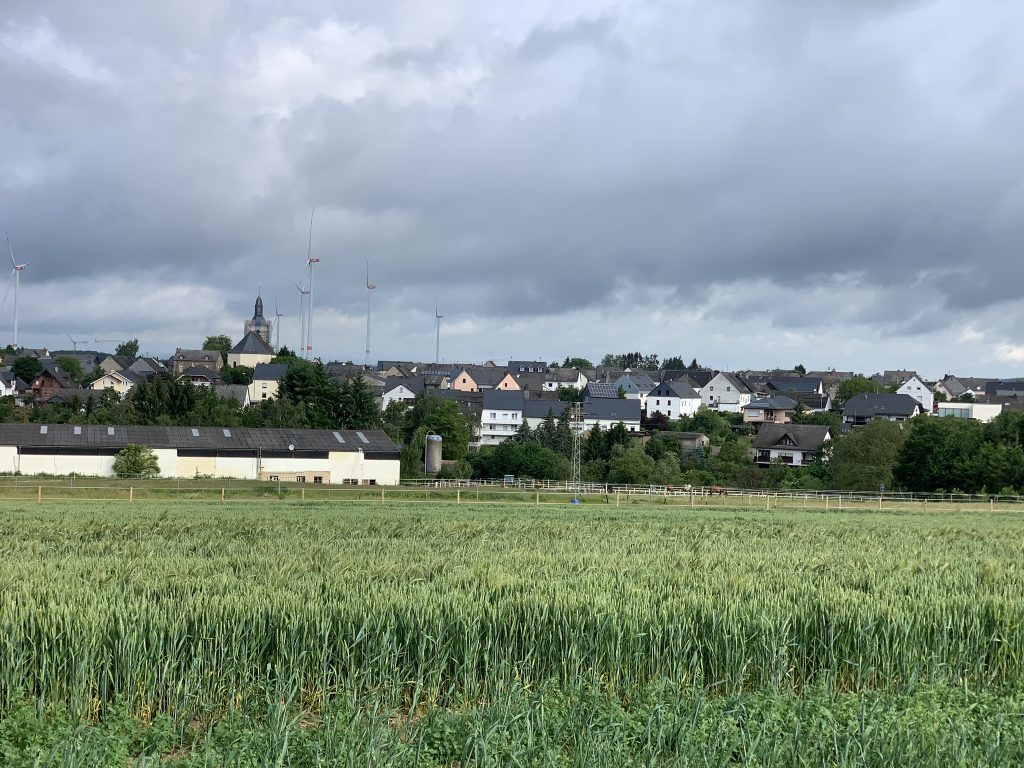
[
  {"xmin": 752, "ymin": 424, "xmax": 833, "ymax": 467},
  {"xmin": 699, "ymin": 372, "xmax": 753, "ymax": 412},
  {"xmin": 521, "ymin": 398, "xmax": 642, "ymax": 433},
  {"xmin": 645, "ymin": 380, "xmax": 702, "ymax": 420},
  {"xmin": 480, "ymin": 390, "xmax": 524, "ymax": 446},
  {"xmin": 90, "ymin": 369, "xmax": 142, "ymax": 398},
  {"xmin": 936, "ymin": 401, "xmax": 1003, "ymax": 423},
  {"xmin": 543, "ymin": 368, "xmax": 589, "ymax": 392},
  {"xmin": 381, "ymin": 378, "xmax": 424, "ymax": 410},
  {"xmin": 248, "ymin": 363, "xmax": 288, "ymax": 403},
  {"xmin": 897, "ymin": 375, "xmax": 934, "ymax": 413}
]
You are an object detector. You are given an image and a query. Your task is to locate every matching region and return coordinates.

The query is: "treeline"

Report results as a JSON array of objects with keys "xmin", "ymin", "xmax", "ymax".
[{"xmin": 0, "ymin": 358, "xmax": 383, "ymax": 432}]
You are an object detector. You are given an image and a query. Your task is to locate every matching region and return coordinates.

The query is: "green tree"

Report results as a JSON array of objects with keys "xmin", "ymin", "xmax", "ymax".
[
  {"xmin": 55, "ymin": 357, "xmax": 87, "ymax": 385},
  {"xmin": 203, "ymin": 335, "xmax": 233, "ymax": 364},
  {"xmin": 11, "ymin": 356, "xmax": 42, "ymax": 383},
  {"xmin": 894, "ymin": 417, "xmax": 985, "ymax": 493},
  {"xmin": 113, "ymin": 444, "xmax": 160, "ymax": 477},
  {"xmin": 833, "ymin": 375, "xmax": 883, "ymax": 410},
  {"xmin": 661, "ymin": 356, "xmax": 687, "ymax": 370},
  {"xmin": 558, "ymin": 385, "xmax": 584, "ymax": 402},
  {"xmin": 403, "ymin": 395, "xmax": 470, "ymax": 461},
  {"xmin": 831, "ymin": 419, "xmax": 906, "ymax": 491},
  {"xmin": 221, "ymin": 365, "xmax": 254, "ymax": 385},
  {"xmin": 561, "ymin": 357, "xmax": 593, "ymax": 369},
  {"xmin": 607, "ymin": 442, "xmax": 656, "ymax": 484},
  {"xmin": 339, "ymin": 375, "xmax": 382, "ymax": 430},
  {"xmin": 381, "ymin": 399, "xmax": 407, "ymax": 443},
  {"xmin": 794, "ymin": 363, "xmax": 806, "ymax": 375},
  {"xmin": 114, "ymin": 339, "xmax": 140, "ymax": 359},
  {"xmin": 278, "ymin": 360, "xmax": 343, "ymax": 429}
]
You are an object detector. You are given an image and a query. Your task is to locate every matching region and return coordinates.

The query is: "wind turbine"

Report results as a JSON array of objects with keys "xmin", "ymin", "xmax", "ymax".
[
  {"xmin": 67, "ymin": 333, "xmax": 89, "ymax": 351},
  {"xmin": 273, "ymin": 297, "xmax": 285, "ymax": 352},
  {"xmin": 295, "ymin": 281, "xmax": 309, "ymax": 358},
  {"xmin": 434, "ymin": 302, "xmax": 443, "ymax": 365},
  {"xmin": 364, "ymin": 262, "xmax": 376, "ymax": 369},
  {"xmin": 304, "ymin": 209, "xmax": 319, "ymax": 361},
  {"xmin": 3, "ymin": 233, "xmax": 28, "ymax": 349}
]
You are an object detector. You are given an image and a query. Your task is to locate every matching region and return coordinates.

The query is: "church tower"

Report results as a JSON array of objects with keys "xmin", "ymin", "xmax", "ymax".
[{"xmin": 244, "ymin": 294, "xmax": 273, "ymax": 345}]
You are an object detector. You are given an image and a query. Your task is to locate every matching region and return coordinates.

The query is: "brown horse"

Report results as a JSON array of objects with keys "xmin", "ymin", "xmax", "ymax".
[{"xmin": 709, "ymin": 485, "xmax": 728, "ymax": 496}]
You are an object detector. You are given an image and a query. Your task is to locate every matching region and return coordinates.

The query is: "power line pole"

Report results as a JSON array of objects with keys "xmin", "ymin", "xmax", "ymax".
[{"xmin": 570, "ymin": 401, "xmax": 583, "ymax": 501}]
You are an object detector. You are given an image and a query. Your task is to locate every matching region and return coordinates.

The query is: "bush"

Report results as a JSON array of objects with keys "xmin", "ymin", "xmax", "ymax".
[{"xmin": 113, "ymin": 444, "xmax": 160, "ymax": 478}]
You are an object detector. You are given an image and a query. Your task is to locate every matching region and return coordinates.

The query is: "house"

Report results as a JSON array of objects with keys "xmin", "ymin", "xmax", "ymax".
[
  {"xmin": 450, "ymin": 367, "xmax": 506, "ymax": 392},
  {"xmin": 767, "ymin": 377, "xmax": 824, "ymax": 395},
  {"xmin": 662, "ymin": 369, "xmax": 717, "ymax": 389},
  {"xmin": 495, "ymin": 371, "xmax": 546, "ymax": 394},
  {"xmin": 227, "ymin": 332, "xmax": 275, "ymax": 369},
  {"xmin": 30, "ymin": 362, "xmax": 73, "ymax": 399},
  {"xmin": 431, "ymin": 390, "xmax": 485, "ymax": 438},
  {"xmin": 896, "ymin": 375, "xmax": 934, "ymax": 413},
  {"xmin": 614, "ymin": 373, "xmax": 657, "ymax": 408},
  {"xmin": 935, "ymin": 400, "xmax": 1002, "ymax": 423},
  {"xmin": 381, "ymin": 377, "xmax": 424, "ymax": 409},
  {"xmin": 41, "ymin": 388, "xmax": 104, "ymax": 409},
  {"xmin": 178, "ymin": 366, "xmax": 223, "ymax": 387},
  {"xmin": 645, "ymin": 380, "xmax": 702, "ymax": 420},
  {"xmin": 642, "ymin": 431, "xmax": 710, "ymax": 452},
  {"xmin": 877, "ymin": 370, "xmax": 918, "ymax": 388},
  {"xmin": 752, "ymin": 424, "xmax": 833, "ymax": 467},
  {"xmin": 523, "ymin": 398, "xmax": 569, "ymax": 428},
  {"xmin": 2, "ymin": 348, "xmax": 49, "ymax": 367},
  {"xmin": 742, "ymin": 395, "xmax": 798, "ymax": 425},
  {"xmin": 49, "ymin": 350, "xmax": 101, "ymax": 377},
  {"xmin": 213, "ymin": 384, "xmax": 252, "ymax": 407},
  {"xmin": 984, "ymin": 380, "xmax": 1024, "ymax": 397},
  {"xmin": 172, "ymin": 349, "xmax": 223, "ymax": 376},
  {"xmin": 248, "ymin": 363, "xmax": 289, "ymax": 403},
  {"xmin": 127, "ymin": 356, "xmax": 167, "ymax": 379},
  {"xmin": 699, "ymin": 372, "xmax": 753, "ymax": 412},
  {"xmin": 934, "ymin": 375, "xmax": 992, "ymax": 400},
  {"xmin": 97, "ymin": 355, "xmax": 132, "ymax": 374},
  {"xmin": 521, "ymin": 397, "xmax": 642, "ymax": 433},
  {"xmin": 507, "ymin": 360, "xmax": 549, "ymax": 375},
  {"xmin": 480, "ymin": 390, "xmax": 525, "ymax": 446},
  {"xmin": 842, "ymin": 393, "xmax": 922, "ymax": 426},
  {"xmin": 0, "ymin": 424, "xmax": 400, "ymax": 484},
  {"xmin": 89, "ymin": 369, "xmax": 142, "ymax": 398},
  {"xmin": 789, "ymin": 393, "xmax": 832, "ymax": 412},
  {"xmin": 543, "ymin": 367, "xmax": 588, "ymax": 392}
]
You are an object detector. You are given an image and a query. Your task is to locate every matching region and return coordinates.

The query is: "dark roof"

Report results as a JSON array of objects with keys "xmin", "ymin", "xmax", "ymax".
[
  {"xmin": 482, "ymin": 390, "xmax": 525, "ymax": 410},
  {"xmin": 985, "ymin": 379, "xmax": 1024, "ymax": 396},
  {"xmin": 179, "ymin": 366, "xmax": 222, "ymax": 381},
  {"xmin": 648, "ymin": 380, "xmax": 701, "ymax": 399},
  {"xmin": 583, "ymin": 397, "xmax": 641, "ymax": 422},
  {"xmin": 744, "ymin": 395, "xmax": 798, "ymax": 410},
  {"xmin": 37, "ymin": 360, "xmax": 74, "ymax": 388},
  {"xmin": 382, "ymin": 377, "xmax": 424, "ymax": 396},
  {"xmin": 767, "ymin": 377, "xmax": 822, "ymax": 393},
  {"xmin": 616, "ymin": 373, "xmax": 657, "ymax": 393},
  {"xmin": 507, "ymin": 360, "xmax": 549, "ymax": 373},
  {"xmin": 212, "ymin": 384, "xmax": 250, "ymax": 405},
  {"xmin": 462, "ymin": 367, "xmax": 505, "ymax": 388},
  {"xmin": 752, "ymin": 423, "xmax": 832, "ymax": 451},
  {"xmin": 711, "ymin": 372, "xmax": 752, "ymax": 394},
  {"xmin": 230, "ymin": 332, "xmax": 274, "ymax": 355},
  {"xmin": 842, "ymin": 393, "xmax": 922, "ymax": 418},
  {"xmin": 0, "ymin": 424, "xmax": 398, "ymax": 456},
  {"xmin": 42, "ymin": 388, "xmax": 102, "ymax": 405},
  {"xmin": 253, "ymin": 363, "xmax": 289, "ymax": 381},
  {"xmin": 523, "ymin": 399, "xmax": 569, "ymax": 419},
  {"xmin": 545, "ymin": 367, "xmax": 584, "ymax": 383},
  {"xmin": 584, "ymin": 382, "xmax": 620, "ymax": 399}
]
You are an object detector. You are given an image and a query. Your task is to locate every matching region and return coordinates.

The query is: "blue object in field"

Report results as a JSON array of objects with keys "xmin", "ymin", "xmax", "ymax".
[{"xmin": 571, "ymin": 498, "xmax": 581, "ymax": 505}]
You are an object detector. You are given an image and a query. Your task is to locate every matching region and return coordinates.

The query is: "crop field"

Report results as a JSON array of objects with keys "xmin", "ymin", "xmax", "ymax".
[{"xmin": 0, "ymin": 502, "xmax": 1023, "ymax": 766}]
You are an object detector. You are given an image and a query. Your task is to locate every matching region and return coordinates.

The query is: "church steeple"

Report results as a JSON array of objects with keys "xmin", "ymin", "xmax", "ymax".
[
  {"xmin": 245, "ymin": 293, "xmax": 272, "ymax": 345},
  {"xmin": 255, "ymin": 295, "xmax": 264, "ymax": 318}
]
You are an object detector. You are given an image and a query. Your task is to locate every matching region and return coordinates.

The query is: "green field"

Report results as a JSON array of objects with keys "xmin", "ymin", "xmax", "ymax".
[{"xmin": 0, "ymin": 502, "xmax": 1023, "ymax": 766}]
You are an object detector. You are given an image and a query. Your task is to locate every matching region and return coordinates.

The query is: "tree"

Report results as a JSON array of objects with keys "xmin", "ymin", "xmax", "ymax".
[
  {"xmin": 115, "ymin": 339, "xmax": 140, "ymax": 359},
  {"xmin": 833, "ymin": 375, "xmax": 883, "ymax": 410},
  {"xmin": 278, "ymin": 360, "xmax": 343, "ymax": 429},
  {"xmin": 11, "ymin": 356, "xmax": 42, "ymax": 383},
  {"xmin": 221, "ymin": 365, "xmax": 254, "ymax": 385},
  {"xmin": 688, "ymin": 358, "xmax": 701, "ymax": 370},
  {"xmin": 55, "ymin": 357, "xmax": 86, "ymax": 385},
  {"xmin": 599, "ymin": 352, "xmax": 659, "ymax": 370},
  {"xmin": 403, "ymin": 395, "xmax": 470, "ymax": 461},
  {"xmin": 661, "ymin": 356, "xmax": 687, "ymax": 370},
  {"xmin": 830, "ymin": 419, "xmax": 906, "ymax": 491},
  {"xmin": 561, "ymin": 357, "xmax": 594, "ymax": 369},
  {"xmin": 203, "ymin": 335, "xmax": 233, "ymax": 364},
  {"xmin": 607, "ymin": 442, "xmax": 656, "ymax": 484},
  {"xmin": 338, "ymin": 375, "xmax": 382, "ymax": 430},
  {"xmin": 113, "ymin": 444, "xmax": 160, "ymax": 477},
  {"xmin": 558, "ymin": 386, "xmax": 584, "ymax": 402},
  {"xmin": 794, "ymin": 363, "xmax": 806, "ymax": 375},
  {"xmin": 893, "ymin": 416, "xmax": 985, "ymax": 493}
]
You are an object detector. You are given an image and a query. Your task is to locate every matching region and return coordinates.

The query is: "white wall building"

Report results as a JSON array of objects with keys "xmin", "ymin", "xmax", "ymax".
[
  {"xmin": 645, "ymin": 381, "xmax": 702, "ymax": 420},
  {"xmin": 0, "ymin": 424, "xmax": 400, "ymax": 484},
  {"xmin": 935, "ymin": 401, "xmax": 1003, "ymax": 423},
  {"xmin": 480, "ymin": 390, "xmax": 524, "ymax": 446},
  {"xmin": 897, "ymin": 375, "xmax": 935, "ymax": 413},
  {"xmin": 699, "ymin": 372, "xmax": 753, "ymax": 412}
]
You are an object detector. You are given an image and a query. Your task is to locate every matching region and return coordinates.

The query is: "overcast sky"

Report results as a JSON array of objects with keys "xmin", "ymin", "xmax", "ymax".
[{"xmin": 2, "ymin": 1, "xmax": 1024, "ymax": 377}]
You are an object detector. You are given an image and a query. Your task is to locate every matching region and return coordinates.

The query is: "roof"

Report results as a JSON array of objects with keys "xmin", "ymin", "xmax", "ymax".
[
  {"xmin": 523, "ymin": 399, "xmax": 569, "ymax": 419},
  {"xmin": 0, "ymin": 424, "xmax": 398, "ymax": 456},
  {"xmin": 230, "ymin": 332, "xmax": 274, "ymax": 356},
  {"xmin": 482, "ymin": 389, "xmax": 525, "ymax": 411},
  {"xmin": 42, "ymin": 388, "xmax": 102, "ymax": 405},
  {"xmin": 709, "ymin": 372, "xmax": 752, "ymax": 394},
  {"xmin": 767, "ymin": 377, "xmax": 822, "ymax": 393},
  {"xmin": 842, "ymin": 393, "xmax": 922, "ymax": 418},
  {"xmin": 174, "ymin": 349, "xmax": 222, "ymax": 364},
  {"xmin": 545, "ymin": 367, "xmax": 584, "ymax": 383},
  {"xmin": 648, "ymin": 380, "xmax": 701, "ymax": 399},
  {"xmin": 460, "ymin": 367, "xmax": 506, "ymax": 388},
  {"xmin": 752, "ymin": 423, "xmax": 832, "ymax": 451},
  {"xmin": 507, "ymin": 360, "xmax": 549, "ymax": 373},
  {"xmin": 615, "ymin": 373, "xmax": 657, "ymax": 393},
  {"xmin": 37, "ymin": 360, "xmax": 74, "ymax": 388},
  {"xmin": 253, "ymin": 363, "xmax": 289, "ymax": 381},
  {"xmin": 584, "ymin": 382, "xmax": 620, "ymax": 399},
  {"xmin": 382, "ymin": 377, "xmax": 424, "ymax": 396},
  {"xmin": 212, "ymin": 384, "xmax": 250, "ymax": 405},
  {"xmin": 744, "ymin": 395, "xmax": 798, "ymax": 411},
  {"xmin": 180, "ymin": 366, "xmax": 223, "ymax": 381},
  {"xmin": 583, "ymin": 397, "xmax": 641, "ymax": 422}
]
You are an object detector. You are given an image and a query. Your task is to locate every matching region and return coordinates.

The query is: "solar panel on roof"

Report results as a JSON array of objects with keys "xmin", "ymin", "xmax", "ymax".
[
  {"xmin": 333, "ymin": 431, "xmax": 345, "ymax": 443},
  {"xmin": 356, "ymin": 431, "xmax": 369, "ymax": 444}
]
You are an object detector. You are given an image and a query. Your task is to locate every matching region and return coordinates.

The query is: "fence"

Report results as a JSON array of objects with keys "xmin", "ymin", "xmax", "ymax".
[{"xmin": 0, "ymin": 475, "xmax": 1020, "ymax": 512}]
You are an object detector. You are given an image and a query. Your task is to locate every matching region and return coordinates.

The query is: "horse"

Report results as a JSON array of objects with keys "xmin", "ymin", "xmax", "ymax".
[{"xmin": 709, "ymin": 485, "xmax": 728, "ymax": 496}]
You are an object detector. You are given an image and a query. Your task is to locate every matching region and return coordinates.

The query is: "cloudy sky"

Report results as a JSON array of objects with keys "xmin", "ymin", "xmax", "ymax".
[{"xmin": 2, "ymin": 1, "xmax": 1024, "ymax": 377}]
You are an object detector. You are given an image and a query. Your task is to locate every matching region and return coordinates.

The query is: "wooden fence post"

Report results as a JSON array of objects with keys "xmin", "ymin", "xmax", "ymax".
[
  {"xmin": 457, "ymin": 488, "xmax": 461, "ymax": 504},
  {"xmin": 221, "ymin": 487, "xmax": 225, "ymax": 502},
  {"xmin": 37, "ymin": 485, "xmax": 42, "ymax": 503},
  {"xmin": 825, "ymin": 496, "xmax": 829, "ymax": 511},
  {"xmin": 381, "ymin": 488, "xmax": 385, "ymax": 504},
  {"xmin": 129, "ymin": 487, "xmax": 133, "ymax": 503}
]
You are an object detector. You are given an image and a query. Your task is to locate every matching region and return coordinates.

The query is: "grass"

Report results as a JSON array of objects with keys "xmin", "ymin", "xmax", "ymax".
[{"xmin": 0, "ymin": 501, "xmax": 1022, "ymax": 765}]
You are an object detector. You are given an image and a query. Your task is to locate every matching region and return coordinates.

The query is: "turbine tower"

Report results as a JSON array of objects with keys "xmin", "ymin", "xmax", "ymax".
[
  {"xmin": 67, "ymin": 333, "xmax": 89, "ymax": 351},
  {"xmin": 364, "ymin": 262, "xmax": 375, "ymax": 369},
  {"xmin": 304, "ymin": 209, "xmax": 319, "ymax": 361},
  {"xmin": 3, "ymin": 233, "xmax": 28, "ymax": 349},
  {"xmin": 273, "ymin": 297, "xmax": 285, "ymax": 352},
  {"xmin": 434, "ymin": 302, "xmax": 443, "ymax": 365},
  {"xmin": 295, "ymin": 281, "xmax": 309, "ymax": 357}
]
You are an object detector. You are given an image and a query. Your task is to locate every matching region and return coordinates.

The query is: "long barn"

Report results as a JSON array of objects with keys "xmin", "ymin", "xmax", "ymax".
[{"xmin": 0, "ymin": 424, "xmax": 401, "ymax": 484}]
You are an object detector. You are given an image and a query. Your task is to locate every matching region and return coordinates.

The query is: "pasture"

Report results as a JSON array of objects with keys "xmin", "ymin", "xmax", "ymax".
[{"xmin": 0, "ymin": 501, "xmax": 1022, "ymax": 765}]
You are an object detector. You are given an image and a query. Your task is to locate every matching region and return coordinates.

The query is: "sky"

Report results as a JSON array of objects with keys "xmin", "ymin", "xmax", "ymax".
[{"xmin": 2, "ymin": 0, "xmax": 1024, "ymax": 378}]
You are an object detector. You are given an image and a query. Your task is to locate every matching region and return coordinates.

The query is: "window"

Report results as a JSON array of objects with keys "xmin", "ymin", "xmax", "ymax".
[
  {"xmin": 296, "ymin": 476, "xmax": 306, "ymax": 483},
  {"xmin": 726, "ymin": 386, "xmax": 731, "ymax": 392},
  {"xmin": 656, "ymin": 399, "xmax": 660, "ymax": 405},
  {"xmin": 270, "ymin": 475, "xmax": 279, "ymax": 481},
  {"xmin": 490, "ymin": 412, "xmax": 496, "ymax": 418},
  {"xmin": 262, "ymin": 382, "xmax": 267, "ymax": 388},
  {"xmin": 313, "ymin": 476, "xmax": 323, "ymax": 484}
]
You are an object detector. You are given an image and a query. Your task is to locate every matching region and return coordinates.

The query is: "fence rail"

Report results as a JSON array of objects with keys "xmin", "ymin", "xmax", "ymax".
[{"xmin": 0, "ymin": 476, "xmax": 1020, "ymax": 512}]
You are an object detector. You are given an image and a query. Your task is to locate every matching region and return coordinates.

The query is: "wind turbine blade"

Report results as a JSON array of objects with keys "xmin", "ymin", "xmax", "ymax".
[
  {"xmin": 1, "ymin": 269, "xmax": 13, "ymax": 311},
  {"xmin": 5, "ymin": 233, "xmax": 15, "ymax": 271}
]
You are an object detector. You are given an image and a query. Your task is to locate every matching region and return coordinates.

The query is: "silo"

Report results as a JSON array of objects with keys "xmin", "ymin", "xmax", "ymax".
[{"xmin": 425, "ymin": 433, "xmax": 443, "ymax": 474}]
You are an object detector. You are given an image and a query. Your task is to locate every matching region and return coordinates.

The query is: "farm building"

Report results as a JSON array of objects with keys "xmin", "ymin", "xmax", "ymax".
[{"xmin": 0, "ymin": 424, "xmax": 400, "ymax": 484}]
